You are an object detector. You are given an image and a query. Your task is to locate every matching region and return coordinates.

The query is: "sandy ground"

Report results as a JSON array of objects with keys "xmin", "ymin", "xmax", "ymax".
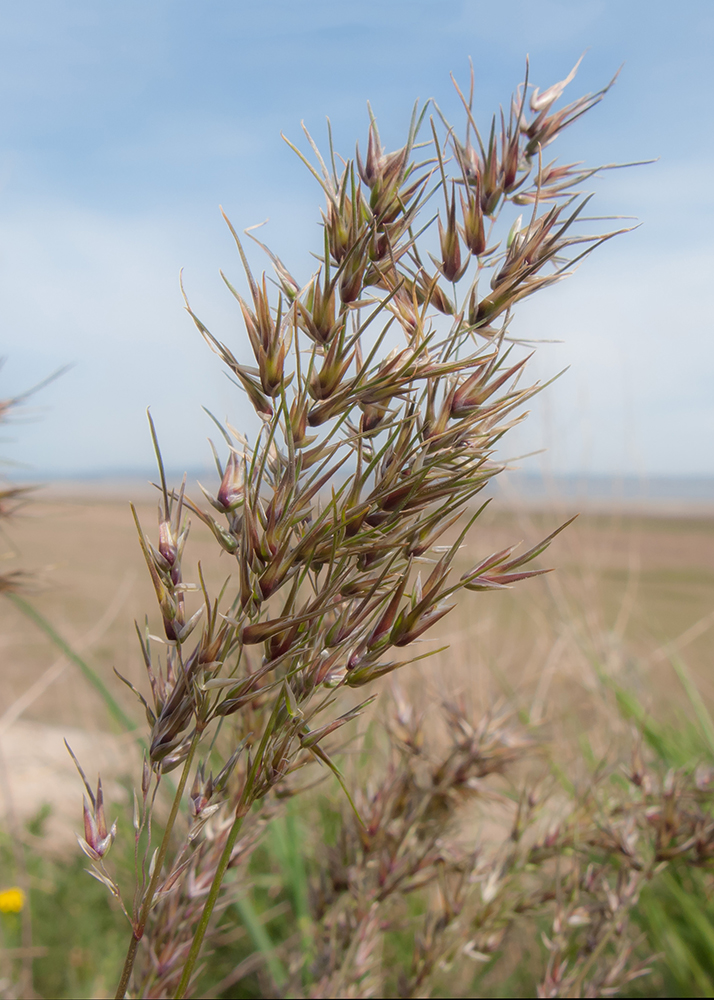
[
  {"xmin": 0, "ymin": 721, "xmax": 136, "ymax": 852},
  {"xmin": 0, "ymin": 719, "xmax": 138, "ymax": 854},
  {"xmin": 1, "ymin": 482, "xmax": 713, "ymax": 848}
]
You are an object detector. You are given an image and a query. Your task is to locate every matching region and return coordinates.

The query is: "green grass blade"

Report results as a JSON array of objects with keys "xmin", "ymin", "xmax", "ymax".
[
  {"xmin": 232, "ymin": 893, "xmax": 287, "ymax": 990},
  {"xmin": 612, "ymin": 683, "xmax": 689, "ymax": 766},
  {"xmin": 662, "ymin": 873, "xmax": 714, "ymax": 954},
  {"xmin": 641, "ymin": 872, "xmax": 714, "ymax": 996},
  {"xmin": 269, "ymin": 806, "xmax": 313, "ymax": 962},
  {"xmin": 640, "ymin": 889, "xmax": 712, "ymax": 994},
  {"xmin": 669, "ymin": 653, "xmax": 714, "ymax": 758}
]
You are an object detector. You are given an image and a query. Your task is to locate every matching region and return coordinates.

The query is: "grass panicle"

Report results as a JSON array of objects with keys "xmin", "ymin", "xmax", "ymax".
[
  {"xmin": 0, "ymin": 56, "xmax": 695, "ymax": 1000},
  {"xmin": 73, "ymin": 57, "xmax": 649, "ymax": 999}
]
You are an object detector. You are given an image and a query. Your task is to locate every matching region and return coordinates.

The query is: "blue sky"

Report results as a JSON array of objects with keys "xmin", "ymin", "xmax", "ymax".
[{"xmin": 1, "ymin": 0, "xmax": 712, "ymax": 478}]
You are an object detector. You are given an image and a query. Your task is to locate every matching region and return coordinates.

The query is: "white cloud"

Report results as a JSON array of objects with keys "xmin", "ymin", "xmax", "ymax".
[
  {"xmin": 502, "ymin": 242, "xmax": 714, "ymax": 475},
  {"xmin": 1, "ymin": 191, "xmax": 712, "ymax": 479},
  {"xmin": 0, "ymin": 200, "xmax": 258, "ymax": 476}
]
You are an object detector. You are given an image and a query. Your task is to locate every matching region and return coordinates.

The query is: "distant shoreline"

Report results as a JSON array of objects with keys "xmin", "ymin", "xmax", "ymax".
[
  {"xmin": 491, "ymin": 473, "xmax": 714, "ymax": 516},
  {"xmin": 22, "ymin": 470, "xmax": 714, "ymax": 517}
]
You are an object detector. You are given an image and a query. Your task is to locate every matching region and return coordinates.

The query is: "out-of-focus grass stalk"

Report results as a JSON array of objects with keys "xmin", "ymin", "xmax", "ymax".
[
  {"xmin": 270, "ymin": 808, "xmax": 313, "ymax": 968},
  {"xmin": 6, "ymin": 593, "xmax": 138, "ymax": 735},
  {"xmin": 232, "ymin": 894, "xmax": 287, "ymax": 990},
  {"xmin": 669, "ymin": 652, "xmax": 714, "ymax": 756}
]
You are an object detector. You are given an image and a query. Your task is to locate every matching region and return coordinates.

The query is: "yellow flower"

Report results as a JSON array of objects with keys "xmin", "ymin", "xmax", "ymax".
[{"xmin": 0, "ymin": 887, "xmax": 25, "ymax": 913}]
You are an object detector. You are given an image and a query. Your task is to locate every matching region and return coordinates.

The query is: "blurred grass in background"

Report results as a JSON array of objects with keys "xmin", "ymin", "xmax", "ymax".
[{"xmin": 1, "ymin": 489, "xmax": 714, "ymax": 997}]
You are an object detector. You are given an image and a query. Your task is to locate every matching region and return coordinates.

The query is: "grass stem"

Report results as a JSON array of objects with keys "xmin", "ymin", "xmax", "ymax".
[
  {"xmin": 115, "ymin": 726, "xmax": 202, "ymax": 999},
  {"xmin": 173, "ymin": 807, "xmax": 247, "ymax": 999}
]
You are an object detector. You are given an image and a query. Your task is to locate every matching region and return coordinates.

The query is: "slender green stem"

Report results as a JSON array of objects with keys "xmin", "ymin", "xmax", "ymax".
[
  {"xmin": 173, "ymin": 807, "xmax": 247, "ymax": 999},
  {"xmin": 174, "ymin": 685, "xmax": 290, "ymax": 996},
  {"xmin": 116, "ymin": 936, "xmax": 139, "ymax": 1000},
  {"xmin": 115, "ymin": 728, "xmax": 202, "ymax": 1000}
]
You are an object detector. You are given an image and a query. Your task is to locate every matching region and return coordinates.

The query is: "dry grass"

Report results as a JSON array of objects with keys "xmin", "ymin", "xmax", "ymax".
[
  {"xmin": 4, "ymin": 487, "xmax": 712, "ymax": 846},
  {"xmin": 3, "ymin": 495, "xmax": 714, "ymax": 999},
  {"xmin": 2, "ymin": 487, "xmax": 712, "ymax": 805}
]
